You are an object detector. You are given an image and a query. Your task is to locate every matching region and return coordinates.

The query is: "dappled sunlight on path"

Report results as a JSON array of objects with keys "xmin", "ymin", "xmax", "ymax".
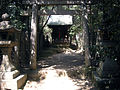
[
  {"xmin": 37, "ymin": 67, "xmax": 78, "ymax": 90},
  {"xmin": 23, "ymin": 47, "xmax": 96, "ymax": 90},
  {"xmin": 24, "ymin": 66, "xmax": 93, "ymax": 90}
]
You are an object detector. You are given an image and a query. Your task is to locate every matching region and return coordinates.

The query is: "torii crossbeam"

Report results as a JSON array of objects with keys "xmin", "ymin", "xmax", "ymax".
[
  {"xmin": 21, "ymin": 9, "xmax": 82, "ymax": 16},
  {"xmin": 22, "ymin": 0, "xmax": 83, "ymax": 5}
]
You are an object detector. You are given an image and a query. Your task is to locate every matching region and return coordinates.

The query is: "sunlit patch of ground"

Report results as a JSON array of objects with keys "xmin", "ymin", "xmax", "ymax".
[
  {"xmin": 23, "ymin": 44, "xmax": 96, "ymax": 90},
  {"xmin": 24, "ymin": 67, "xmax": 94, "ymax": 90}
]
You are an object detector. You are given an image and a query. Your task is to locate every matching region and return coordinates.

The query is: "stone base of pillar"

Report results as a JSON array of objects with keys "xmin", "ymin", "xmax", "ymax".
[{"xmin": 0, "ymin": 70, "xmax": 27, "ymax": 90}]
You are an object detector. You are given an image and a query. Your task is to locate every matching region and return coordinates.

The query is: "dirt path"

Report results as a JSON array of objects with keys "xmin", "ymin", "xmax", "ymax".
[{"xmin": 23, "ymin": 47, "xmax": 96, "ymax": 90}]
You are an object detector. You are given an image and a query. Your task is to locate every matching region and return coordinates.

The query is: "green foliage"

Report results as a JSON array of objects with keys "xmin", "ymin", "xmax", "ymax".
[
  {"xmin": 89, "ymin": 0, "xmax": 120, "ymax": 65},
  {"xmin": 7, "ymin": 3, "xmax": 27, "ymax": 30},
  {"xmin": 69, "ymin": 25, "xmax": 82, "ymax": 36},
  {"xmin": 43, "ymin": 26, "xmax": 52, "ymax": 38},
  {"xmin": 89, "ymin": 5, "xmax": 103, "ymax": 30},
  {"xmin": 69, "ymin": 15, "xmax": 82, "ymax": 36}
]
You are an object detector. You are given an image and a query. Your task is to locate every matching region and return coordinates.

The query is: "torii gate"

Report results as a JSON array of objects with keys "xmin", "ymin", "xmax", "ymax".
[{"xmin": 22, "ymin": 0, "xmax": 90, "ymax": 70}]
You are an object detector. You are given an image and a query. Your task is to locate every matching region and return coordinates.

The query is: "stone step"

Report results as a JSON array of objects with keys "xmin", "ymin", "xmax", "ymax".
[
  {"xmin": 0, "ymin": 74, "xmax": 27, "ymax": 90},
  {"xmin": 0, "ymin": 70, "xmax": 20, "ymax": 80},
  {"xmin": 12, "ymin": 70, "xmax": 20, "ymax": 79}
]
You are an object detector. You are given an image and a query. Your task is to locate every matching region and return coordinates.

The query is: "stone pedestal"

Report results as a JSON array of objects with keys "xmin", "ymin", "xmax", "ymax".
[
  {"xmin": 0, "ymin": 43, "xmax": 27, "ymax": 90},
  {"xmin": 0, "ymin": 46, "xmax": 14, "ymax": 89},
  {"xmin": 92, "ymin": 58, "xmax": 120, "ymax": 89},
  {"xmin": 0, "ymin": 47, "xmax": 15, "ymax": 72}
]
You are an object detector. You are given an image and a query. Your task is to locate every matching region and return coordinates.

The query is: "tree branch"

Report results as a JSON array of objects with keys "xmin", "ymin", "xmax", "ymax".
[{"xmin": 41, "ymin": 6, "xmax": 55, "ymax": 30}]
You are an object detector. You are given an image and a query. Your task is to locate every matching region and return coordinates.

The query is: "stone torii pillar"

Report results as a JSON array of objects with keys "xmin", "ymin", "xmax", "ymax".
[{"xmin": 30, "ymin": 3, "xmax": 38, "ymax": 70}]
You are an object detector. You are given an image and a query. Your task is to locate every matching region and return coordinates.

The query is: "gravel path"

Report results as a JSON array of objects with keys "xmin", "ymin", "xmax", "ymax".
[{"xmin": 23, "ymin": 48, "xmax": 96, "ymax": 90}]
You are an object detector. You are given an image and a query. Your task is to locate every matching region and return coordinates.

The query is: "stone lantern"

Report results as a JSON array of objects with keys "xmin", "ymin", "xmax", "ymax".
[
  {"xmin": 93, "ymin": 57, "xmax": 120, "ymax": 89},
  {"xmin": 0, "ymin": 13, "xmax": 27, "ymax": 90},
  {"xmin": 93, "ymin": 30, "xmax": 120, "ymax": 89}
]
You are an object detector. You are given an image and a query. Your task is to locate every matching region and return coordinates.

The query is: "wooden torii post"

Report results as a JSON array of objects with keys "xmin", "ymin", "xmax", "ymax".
[
  {"xmin": 30, "ymin": 3, "xmax": 38, "ymax": 70},
  {"xmin": 22, "ymin": 0, "xmax": 90, "ymax": 70}
]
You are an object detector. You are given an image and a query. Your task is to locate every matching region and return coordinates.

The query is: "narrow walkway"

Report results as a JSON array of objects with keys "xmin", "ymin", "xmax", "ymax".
[{"xmin": 23, "ymin": 45, "xmax": 96, "ymax": 90}]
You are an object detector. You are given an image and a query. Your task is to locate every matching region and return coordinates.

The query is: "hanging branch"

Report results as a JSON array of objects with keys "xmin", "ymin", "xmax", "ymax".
[{"xmin": 41, "ymin": 6, "xmax": 55, "ymax": 30}]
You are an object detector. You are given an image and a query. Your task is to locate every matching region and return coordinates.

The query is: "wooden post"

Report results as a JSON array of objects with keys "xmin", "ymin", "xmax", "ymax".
[
  {"xmin": 82, "ymin": 4, "xmax": 91, "ymax": 67},
  {"xmin": 30, "ymin": 3, "xmax": 38, "ymax": 70}
]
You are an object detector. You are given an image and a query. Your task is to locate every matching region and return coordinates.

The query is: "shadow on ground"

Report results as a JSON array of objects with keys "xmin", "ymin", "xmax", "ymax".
[{"xmin": 23, "ymin": 44, "xmax": 97, "ymax": 90}]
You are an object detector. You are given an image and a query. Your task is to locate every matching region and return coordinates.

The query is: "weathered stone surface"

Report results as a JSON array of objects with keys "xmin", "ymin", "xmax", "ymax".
[
  {"xmin": 2, "ymin": 13, "xmax": 9, "ymax": 20},
  {"xmin": 92, "ymin": 71, "xmax": 120, "ymax": 89},
  {"xmin": 0, "ymin": 54, "xmax": 15, "ymax": 72},
  {"xmin": 97, "ymin": 58, "xmax": 119, "ymax": 78},
  {"xmin": 0, "ymin": 74, "xmax": 27, "ymax": 90},
  {"xmin": 1, "ymin": 80, "xmax": 17, "ymax": 90},
  {"xmin": 16, "ymin": 74, "xmax": 27, "ymax": 89},
  {"xmin": 0, "ymin": 13, "xmax": 12, "ymax": 30},
  {"xmin": 12, "ymin": 70, "xmax": 20, "ymax": 79},
  {"xmin": 0, "ymin": 13, "xmax": 23, "ymax": 90},
  {"xmin": 92, "ymin": 57, "xmax": 120, "ymax": 89},
  {"xmin": 0, "ymin": 70, "xmax": 20, "ymax": 80},
  {"xmin": 0, "ymin": 21, "xmax": 12, "ymax": 30},
  {"xmin": 30, "ymin": 4, "xmax": 38, "ymax": 70}
]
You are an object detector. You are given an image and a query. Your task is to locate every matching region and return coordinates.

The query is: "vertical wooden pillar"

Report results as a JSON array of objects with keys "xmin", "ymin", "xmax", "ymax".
[
  {"xmin": 82, "ymin": 4, "xmax": 91, "ymax": 67},
  {"xmin": 30, "ymin": 3, "xmax": 38, "ymax": 70}
]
